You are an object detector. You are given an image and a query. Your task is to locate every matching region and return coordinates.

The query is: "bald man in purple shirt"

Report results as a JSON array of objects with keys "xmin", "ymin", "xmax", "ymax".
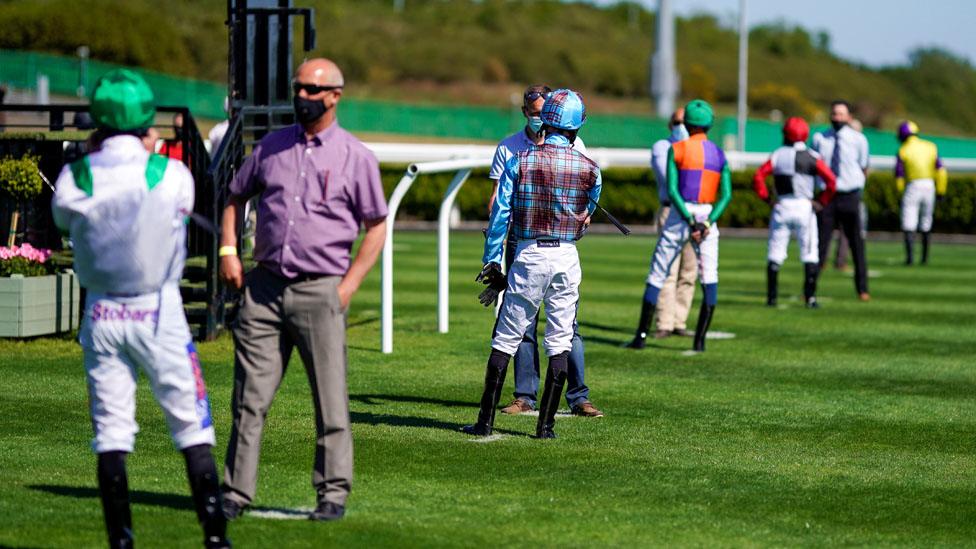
[{"xmin": 218, "ymin": 58, "xmax": 387, "ymax": 522}]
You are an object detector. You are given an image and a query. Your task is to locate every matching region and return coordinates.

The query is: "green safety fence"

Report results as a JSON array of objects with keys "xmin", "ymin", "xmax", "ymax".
[
  {"xmin": 0, "ymin": 49, "xmax": 228, "ymax": 119},
  {"xmin": 3, "ymin": 48, "xmax": 976, "ymax": 157}
]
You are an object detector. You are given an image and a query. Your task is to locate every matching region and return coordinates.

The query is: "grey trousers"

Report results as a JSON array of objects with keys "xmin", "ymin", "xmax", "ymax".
[{"xmin": 222, "ymin": 266, "xmax": 352, "ymax": 506}]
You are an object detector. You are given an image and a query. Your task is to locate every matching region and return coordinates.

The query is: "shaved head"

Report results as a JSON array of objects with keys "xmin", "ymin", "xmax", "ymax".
[
  {"xmin": 292, "ymin": 58, "xmax": 345, "ymax": 134},
  {"xmin": 295, "ymin": 58, "xmax": 344, "ymax": 87}
]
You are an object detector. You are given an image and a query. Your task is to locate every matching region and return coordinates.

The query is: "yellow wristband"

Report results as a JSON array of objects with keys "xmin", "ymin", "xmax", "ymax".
[{"xmin": 218, "ymin": 246, "xmax": 238, "ymax": 257}]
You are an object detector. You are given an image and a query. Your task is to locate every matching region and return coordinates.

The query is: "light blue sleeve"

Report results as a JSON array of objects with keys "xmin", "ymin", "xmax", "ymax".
[
  {"xmin": 488, "ymin": 143, "xmax": 509, "ymax": 181},
  {"xmin": 573, "ymin": 136, "xmax": 589, "ymax": 158},
  {"xmin": 650, "ymin": 140, "xmax": 671, "ymax": 203},
  {"xmin": 587, "ymin": 167, "xmax": 602, "ymax": 215},
  {"xmin": 483, "ymin": 156, "xmax": 518, "ymax": 264},
  {"xmin": 651, "ymin": 140, "xmax": 669, "ymax": 185},
  {"xmin": 811, "ymin": 133, "xmax": 827, "ymax": 190}
]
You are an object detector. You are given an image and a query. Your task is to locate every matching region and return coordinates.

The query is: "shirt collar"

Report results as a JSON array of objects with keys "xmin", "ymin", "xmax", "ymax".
[
  {"xmin": 297, "ymin": 120, "xmax": 340, "ymax": 146},
  {"xmin": 792, "ymin": 141, "xmax": 808, "ymax": 151},
  {"xmin": 100, "ymin": 135, "xmax": 147, "ymax": 153},
  {"xmin": 689, "ymin": 133, "xmax": 708, "ymax": 142},
  {"xmin": 543, "ymin": 133, "xmax": 571, "ymax": 147}
]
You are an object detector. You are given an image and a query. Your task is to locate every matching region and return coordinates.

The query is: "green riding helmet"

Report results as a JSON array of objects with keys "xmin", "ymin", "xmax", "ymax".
[
  {"xmin": 684, "ymin": 99, "xmax": 714, "ymax": 128},
  {"xmin": 90, "ymin": 69, "xmax": 156, "ymax": 131}
]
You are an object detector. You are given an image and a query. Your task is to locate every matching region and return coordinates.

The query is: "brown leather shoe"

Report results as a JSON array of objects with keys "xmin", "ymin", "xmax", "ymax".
[
  {"xmin": 571, "ymin": 401, "xmax": 604, "ymax": 418},
  {"xmin": 654, "ymin": 329, "xmax": 671, "ymax": 339},
  {"xmin": 858, "ymin": 292, "xmax": 871, "ymax": 302},
  {"xmin": 500, "ymin": 398, "xmax": 534, "ymax": 415},
  {"xmin": 672, "ymin": 328, "xmax": 695, "ymax": 337}
]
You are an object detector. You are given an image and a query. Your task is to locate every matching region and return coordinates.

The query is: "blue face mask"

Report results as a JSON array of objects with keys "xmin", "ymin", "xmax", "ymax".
[
  {"xmin": 528, "ymin": 116, "xmax": 544, "ymax": 134},
  {"xmin": 671, "ymin": 123, "xmax": 689, "ymax": 142}
]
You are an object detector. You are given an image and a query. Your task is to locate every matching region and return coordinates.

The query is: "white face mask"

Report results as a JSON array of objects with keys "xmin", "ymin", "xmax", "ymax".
[
  {"xmin": 528, "ymin": 116, "xmax": 544, "ymax": 134},
  {"xmin": 671, "ymin": 123, "xmax": 689, "ymax": 142}
]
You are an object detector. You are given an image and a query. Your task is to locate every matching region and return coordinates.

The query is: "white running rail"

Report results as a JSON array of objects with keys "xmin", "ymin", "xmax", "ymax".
[
  {"xmin": 365, "ymin": 141, "xmax": 976, "ymax": 171},
  {"xmin": 372, "ymin": 141, "xmax": 976, "ymax": 353},
  {"xmin": 381, "ymin": 158, "xmax": 489, "ymax": 354}
]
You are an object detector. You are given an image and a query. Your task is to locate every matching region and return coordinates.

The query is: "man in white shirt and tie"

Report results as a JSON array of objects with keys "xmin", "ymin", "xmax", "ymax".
[{"xmin": 812, "ymin": 100, "xmax": 871, "ymax": 301}]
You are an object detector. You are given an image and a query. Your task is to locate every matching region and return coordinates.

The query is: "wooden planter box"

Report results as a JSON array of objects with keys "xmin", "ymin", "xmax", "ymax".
[{"xmin": 0, "ymin": 272, "xmax": 80, "ymax": 337}]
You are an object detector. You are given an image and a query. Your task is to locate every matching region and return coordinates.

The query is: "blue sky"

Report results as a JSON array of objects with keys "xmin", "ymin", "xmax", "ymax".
[{"xmin": 587, "ymin": 0, "xmax": 975, "ymax": 67}]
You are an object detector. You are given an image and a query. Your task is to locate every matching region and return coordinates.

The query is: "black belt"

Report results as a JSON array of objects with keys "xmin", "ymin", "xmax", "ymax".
[
  {"xmin": 836, "ymin": 189, "xmax": 862, "ymax": 196},
  {"xmin": 260, "ymin": 264, "xmax": 331, "ymax": 283}
]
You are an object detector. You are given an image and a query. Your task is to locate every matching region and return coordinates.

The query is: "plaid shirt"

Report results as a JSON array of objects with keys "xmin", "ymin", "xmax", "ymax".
[{"xmin": 483, "ymin": 134, "xmax": 602, "ymax": 264}]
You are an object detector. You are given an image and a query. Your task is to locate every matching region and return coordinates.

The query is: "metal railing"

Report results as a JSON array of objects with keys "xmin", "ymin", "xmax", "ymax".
[
  {"xmin": 0, "ymin": 102, "xmax": 235, "ymax": 339},
  {"xmin": 0, "ymin": 105, "xmax": 215, "ymax": 251},
  {"xmin": 173, "ymin": 108, "xmax": 218, "ymax": 258},
  {"xmin": 238, "ymin": 104, "xmax": 294, "ymax": 145},
  {"xmin": 374, "ymin": 139, "xmax": 976, "ymax": 354},
  {"xmin": 381, "ymin": 157, "xmax": 491, "ymax": 354},
  {"xmin": 362, "ymin": 141, "xmax": 976, "ymax": 172},
  {"xmin": 202, "ymin": 112, "xmax": 245, "ymax": 340}
]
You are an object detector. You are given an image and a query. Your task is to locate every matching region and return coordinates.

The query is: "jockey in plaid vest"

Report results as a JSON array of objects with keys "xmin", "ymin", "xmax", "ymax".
[
  {"xmin": 465, "ymin": 89, "xmax": 602, "ymax": 439},
  {"xmin": 509, "ymin": 135, "xmax": 600, "ymax": 242}
]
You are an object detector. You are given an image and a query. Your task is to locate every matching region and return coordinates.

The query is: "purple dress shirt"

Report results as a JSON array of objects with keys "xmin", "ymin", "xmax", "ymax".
[{"xmin": 229, "ymin": 122, "xmax": 388, "ymax": 278}]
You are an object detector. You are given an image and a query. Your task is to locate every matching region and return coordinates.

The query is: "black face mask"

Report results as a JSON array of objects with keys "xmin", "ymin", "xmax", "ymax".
[
  {"xmin": 831, "ymin": 121, "xmax": 847, "ymax": 131},
  {"xmin": 293, "ymin": 96, "xmax": 327, "ymax": 125}
]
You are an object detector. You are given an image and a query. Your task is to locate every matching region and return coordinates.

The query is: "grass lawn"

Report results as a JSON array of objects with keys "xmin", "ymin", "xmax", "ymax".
[{"xmin": 2, "ymin": 232, "xmax": 975, "ymax": 547}]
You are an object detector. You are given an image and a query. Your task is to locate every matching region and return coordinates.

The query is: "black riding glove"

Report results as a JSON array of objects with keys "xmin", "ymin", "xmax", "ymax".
[
  {"xmin": 688, "ymin": 217, "xmax": 710, "ymax": 233},
  {"xmin": 476, "ymin": 262, "xmax": 507, "ymax": 307}
]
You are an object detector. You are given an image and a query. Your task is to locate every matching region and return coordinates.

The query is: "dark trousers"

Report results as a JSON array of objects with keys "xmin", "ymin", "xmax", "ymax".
[
  {"xmin": 513, "ymin": 313, "xmax": 588, "ymax": 409},
  {"xmin": 818, "ymin": 191, "xmax": 868, "ymax": 294}
]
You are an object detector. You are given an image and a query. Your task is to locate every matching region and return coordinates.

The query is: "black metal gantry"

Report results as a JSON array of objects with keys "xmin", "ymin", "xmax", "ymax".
[{"xmin": 227, "ymin": 0, "xmax": 316, "ymax": 142}]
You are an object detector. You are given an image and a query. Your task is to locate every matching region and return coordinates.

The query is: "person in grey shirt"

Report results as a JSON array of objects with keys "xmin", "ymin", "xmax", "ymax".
[{"xmin": 812, "ymin": 100, "xmax": 870, "ymax": 301}]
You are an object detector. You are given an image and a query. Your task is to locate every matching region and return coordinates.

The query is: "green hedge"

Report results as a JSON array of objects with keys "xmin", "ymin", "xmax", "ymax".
[
  {"xmin": 0, "ymin": 155, "xmax": 44, "ymax": 202},
  {"xmin": 380, "ymin": 167, "xmax": 976, "ymax": 234}
]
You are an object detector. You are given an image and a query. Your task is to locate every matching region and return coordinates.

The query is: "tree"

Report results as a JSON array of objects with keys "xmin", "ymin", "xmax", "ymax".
[
  {"xmin": 0, "ymin": 155, "xmax": 44, "ymax": 247},
  {"xmin": 883, "ymin": 48, "xmax": 976, "ymax": 133}
]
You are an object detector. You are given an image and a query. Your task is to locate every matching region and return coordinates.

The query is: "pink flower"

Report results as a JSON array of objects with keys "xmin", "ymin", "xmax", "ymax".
[{"xmin": 0, "ymin": 244, "xmax": 52, "ymax": 264}]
